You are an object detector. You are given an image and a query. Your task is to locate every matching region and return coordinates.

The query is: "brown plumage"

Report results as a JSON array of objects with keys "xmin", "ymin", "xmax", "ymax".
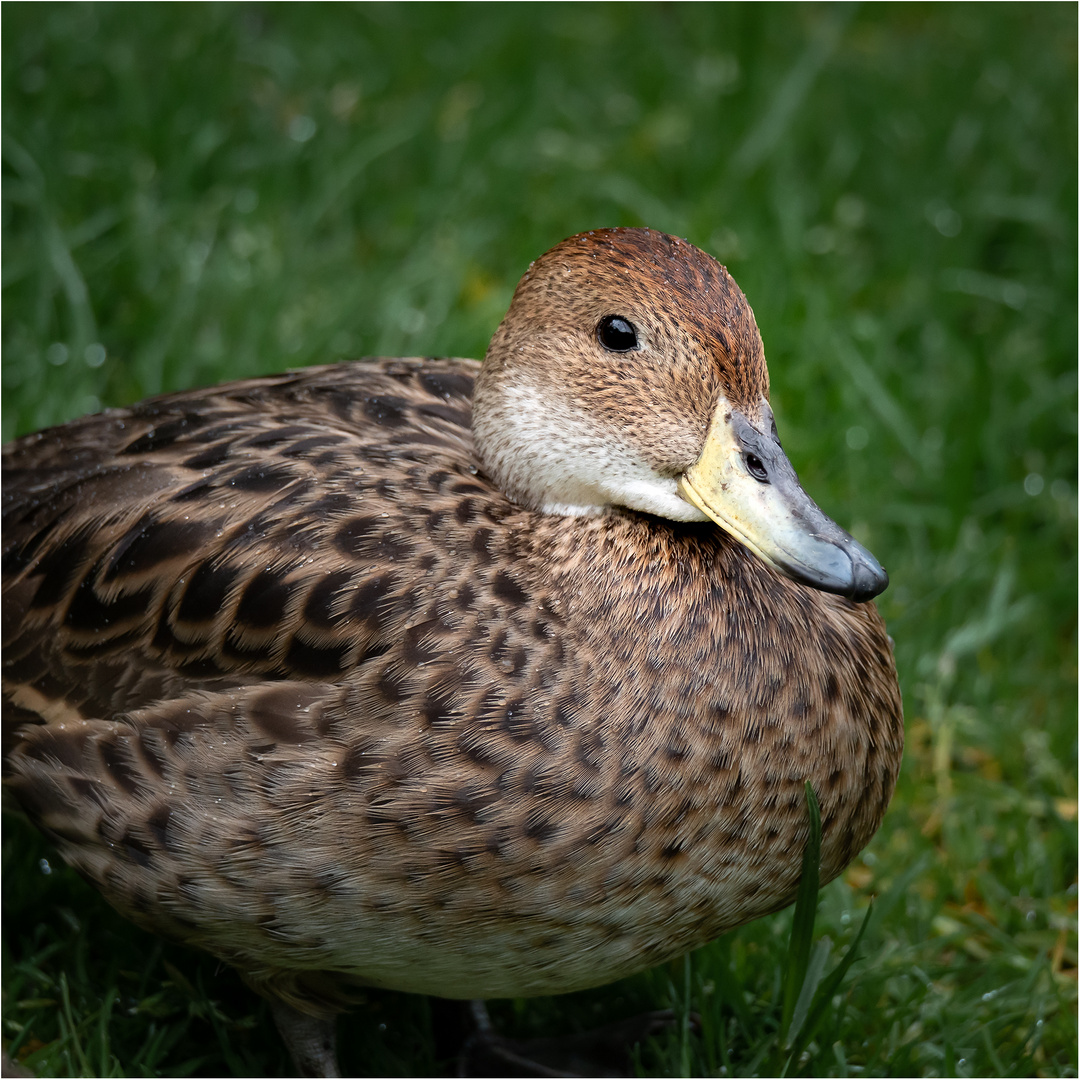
[{"xmin": 3, "ymin": 228, "xmax": 903, "ymax": 1075}]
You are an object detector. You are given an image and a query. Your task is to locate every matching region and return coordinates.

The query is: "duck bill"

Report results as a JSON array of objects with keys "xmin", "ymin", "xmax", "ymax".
[{"xmin": 677, "ymin": 403, "xmax": 889, "ymax": 602}]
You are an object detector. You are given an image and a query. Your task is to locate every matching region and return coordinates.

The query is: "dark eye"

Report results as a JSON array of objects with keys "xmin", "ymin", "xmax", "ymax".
[
  {"xmin": 744, "ymin": 452, "xmax": 769, "ymax": 482},
  {"xmin": 597, "ymin": 315, "xmax": 639, "ymax": 352}
]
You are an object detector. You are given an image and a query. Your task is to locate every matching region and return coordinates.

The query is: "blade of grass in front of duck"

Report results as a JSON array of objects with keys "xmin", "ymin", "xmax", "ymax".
[
  {"xmin": 780, "ymin": 782, "xmax": 822, "ymax": 1045},
  {"xmin": 680, "ymin": 953, "xmax": 693, "ymax": 1077},
  {"xmin": 58, "ymin": 971, "xmax": 94, "ymax": 1077},
  {"xmin": 5, "ymin": 1017, "xmax": 35, "ymax": 1066},
  {"xmin": 782, "ymin": 903, "xmax": 874, "ymax": 1076},
  {"xmin": 96, "ymin": 986, "xmax": 117, "ymax": 1078},
  {"xmin": 785, "ymin": 936, "xmax": 832, "ymax": 1050}
]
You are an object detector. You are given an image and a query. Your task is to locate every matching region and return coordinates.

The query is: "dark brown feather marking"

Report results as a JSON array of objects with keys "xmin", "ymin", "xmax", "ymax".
[
  {"xmin": 177, "ymin": 564, "xmax": 238, "ymax": 624},
  {"xmin": 236, "ymin": 569, "xmax": 296, "ymax": 628},
  {"xmin": 362, "ymin": 396, "xmax": 408, "ymax": 427},
  {"xmin": 65, "ymin": 577, "xmax": 154, "ymax": 633},
  {"xmin": 418, "ymin": 371, "xmax": 475, "ymax": 401},
  {"xmin": 284, "ymin": 637, "xmax": 352, "ymax": 679},
  {"xmin": 104, "ymin": 515, "xmax": 216, "ymax": 581}
]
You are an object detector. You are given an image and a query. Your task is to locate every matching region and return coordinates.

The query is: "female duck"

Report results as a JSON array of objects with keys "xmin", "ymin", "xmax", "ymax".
[{"xmin": 3, "ymin": 228, "xmax": 903, "ymax": 1075}]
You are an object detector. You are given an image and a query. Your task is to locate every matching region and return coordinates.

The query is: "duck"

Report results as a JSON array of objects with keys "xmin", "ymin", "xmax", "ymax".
[{"xmin": 2, "ymin": 227, "xmax": 904, "ymax": 1077}]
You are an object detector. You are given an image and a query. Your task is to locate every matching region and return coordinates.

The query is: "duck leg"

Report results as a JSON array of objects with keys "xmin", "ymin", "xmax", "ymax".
[
  {"xmin": 459, "ymin": 1000, "xmax": 680, "ymax": 1078},
  {"xmin": 269, "ymin": 1000, "xmax": 340, "ymax": 1078},
  {"xmin": 458, "ymin": 999, "xmax": 571, "ymax": 1078}
]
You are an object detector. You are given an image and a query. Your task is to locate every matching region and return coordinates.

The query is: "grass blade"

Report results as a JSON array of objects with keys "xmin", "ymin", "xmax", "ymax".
[
  {"xmin": 781, "ymin": 782, "xmax": 822, "ymax": 1043},
  {"xmin": 786, "ymin": 936, "xmax": 832, "ymax": 1050},
  {"xmin": 784, "ymin": 903, "xmax": 874, "ymax": 1072}
]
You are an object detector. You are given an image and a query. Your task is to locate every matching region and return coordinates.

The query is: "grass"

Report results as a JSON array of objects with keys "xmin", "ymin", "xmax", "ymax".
[{"xmin": 2, "ymin": 3, "xmax": 1076, "ymax": 1076}]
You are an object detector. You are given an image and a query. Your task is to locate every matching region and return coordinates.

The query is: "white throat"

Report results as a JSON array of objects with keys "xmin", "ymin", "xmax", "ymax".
[{"xmin": 473, "ymin": 383, "xmax": 708, "ymax": 522}]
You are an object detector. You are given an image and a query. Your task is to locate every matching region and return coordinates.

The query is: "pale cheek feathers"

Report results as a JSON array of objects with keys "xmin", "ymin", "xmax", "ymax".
[{"xmin": 474, "ymin": 384, "xmax": 708, "ymax": 522}]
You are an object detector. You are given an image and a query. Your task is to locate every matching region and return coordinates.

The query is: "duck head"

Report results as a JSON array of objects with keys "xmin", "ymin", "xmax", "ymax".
[{"xmin": 473, "ymin": 227, "xmax": 888, "ymax": 603}]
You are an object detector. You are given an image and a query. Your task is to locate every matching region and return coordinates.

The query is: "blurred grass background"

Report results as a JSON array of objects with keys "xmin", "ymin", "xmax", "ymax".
[{"xmin": 2, "ymin": 3, "xmax": 1075, "ymax": 1077}]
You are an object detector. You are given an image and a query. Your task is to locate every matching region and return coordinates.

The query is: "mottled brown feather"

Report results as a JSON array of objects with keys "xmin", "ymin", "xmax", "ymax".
[{"xmin": 3, "ymin": 229, "xmax": 902, "ymax": 1021}]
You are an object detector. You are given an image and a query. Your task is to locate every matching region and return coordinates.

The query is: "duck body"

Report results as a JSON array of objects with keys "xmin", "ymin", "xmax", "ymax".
[{"xmin": 3, "ymin": 229, "xmax": 903, "ymax": 1060}]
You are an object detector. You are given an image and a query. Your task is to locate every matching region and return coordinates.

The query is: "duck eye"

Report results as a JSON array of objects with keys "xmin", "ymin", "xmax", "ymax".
[
  {"xmin": 744, "ymin": 452, "xmax": 769, "ymax": 482},
  {"xmin": 597, "ymin": 315, "xmax": 639, "ymax": 352}
]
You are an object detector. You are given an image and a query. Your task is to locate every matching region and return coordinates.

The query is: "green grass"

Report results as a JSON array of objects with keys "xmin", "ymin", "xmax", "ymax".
[{"xmin": 3, "ymin": 3, "xmax": 1076, "ymax": 1076}]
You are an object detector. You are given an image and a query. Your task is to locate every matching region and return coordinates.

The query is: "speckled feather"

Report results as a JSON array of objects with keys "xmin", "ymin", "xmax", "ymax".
[{"xmin": 3, "ymin": 229, "xmax": 902, "ymax": 1022}]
